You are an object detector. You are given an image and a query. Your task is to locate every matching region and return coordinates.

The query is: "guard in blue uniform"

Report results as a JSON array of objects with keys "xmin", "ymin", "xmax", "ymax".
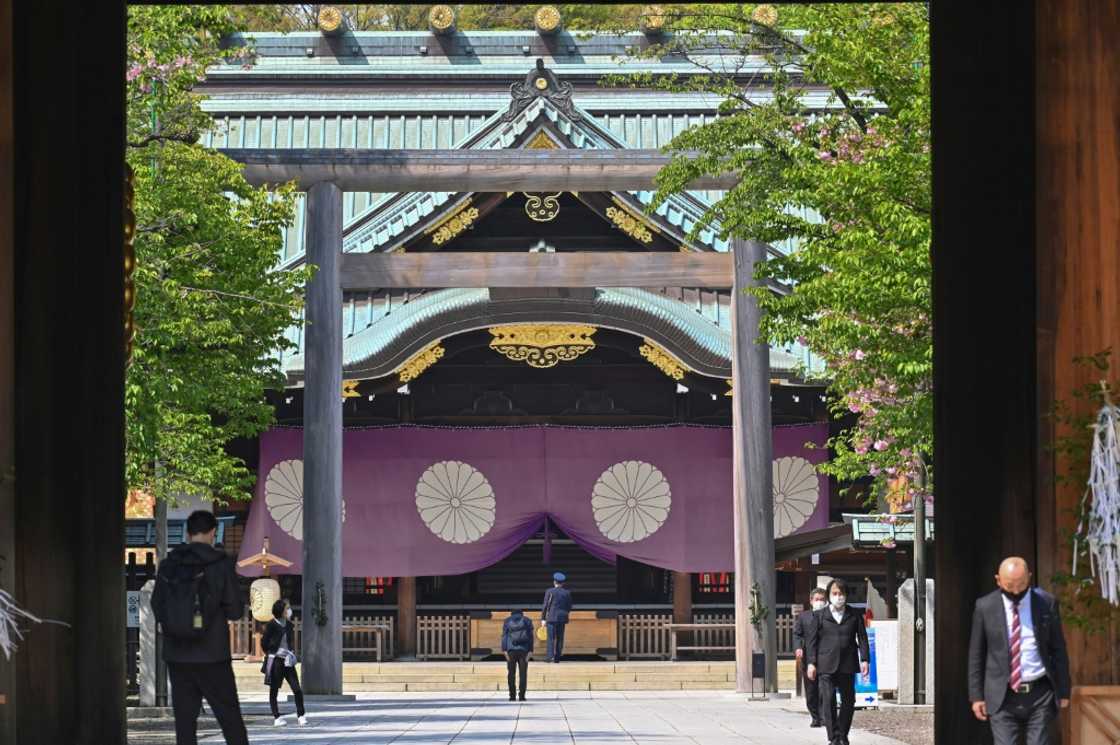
[{"xmin": 541, "ymin": 571, "xmax": 572, "ymax": 663}]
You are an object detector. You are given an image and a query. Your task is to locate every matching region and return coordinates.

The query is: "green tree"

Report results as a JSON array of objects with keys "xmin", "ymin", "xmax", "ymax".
[
  {"xmin": 127, "ymin": 6, "xmax": 309, "ymax": 505},
  {"xmin": 614, "ymin": 4, "xmax": 932, "ymax": 507}
]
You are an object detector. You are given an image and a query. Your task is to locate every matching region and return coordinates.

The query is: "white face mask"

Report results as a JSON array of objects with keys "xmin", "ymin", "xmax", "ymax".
[
  {"xmin": 284, "ymin": 608, "xmax": 293, "ymax": 620},
  {"xmin": 831, "ymin": 594, "xmax": 846, "ymax": 609},
  {"xmin": 811, "ymin": 600, "xmax": 826, "ymax": 611}
]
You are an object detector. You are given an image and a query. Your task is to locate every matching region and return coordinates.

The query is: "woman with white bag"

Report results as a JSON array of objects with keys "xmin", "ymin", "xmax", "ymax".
[{"xmin": 260, "ymin": 598, "xmax": 308, "ymax": 727}]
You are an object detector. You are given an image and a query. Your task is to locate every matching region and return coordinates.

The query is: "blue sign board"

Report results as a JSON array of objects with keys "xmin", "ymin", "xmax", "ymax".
[{"xmin": 855, "ymin": 626, "xmax": 880, "ymax": 708}]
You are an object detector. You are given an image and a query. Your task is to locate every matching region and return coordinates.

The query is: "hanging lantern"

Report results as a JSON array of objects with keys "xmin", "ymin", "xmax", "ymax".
[
  {"xmin": 249, "ymin": 578, "xmax": 281, "ymax": 622},
  {"xmin": 236, "ymin": 536, "xmax": 293, "ymax": 622}
]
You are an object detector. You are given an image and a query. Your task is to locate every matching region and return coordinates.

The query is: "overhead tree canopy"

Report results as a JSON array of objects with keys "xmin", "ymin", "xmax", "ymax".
[
  {"xmin": 127, "ymin": 6, "xmax": 309, "ymax": 505},
  {"xmin": 609, "ymin": 3, "xmax": 932, "ymax": 509}
]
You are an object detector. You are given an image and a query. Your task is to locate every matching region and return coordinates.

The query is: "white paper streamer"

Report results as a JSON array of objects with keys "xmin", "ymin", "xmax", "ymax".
[
  {"xmin": 0, "ymin": 589, "xmax": 70, "ymax": 660},
  {"xmin": 1075, "ymin": 400, "xmax": 1120, "ymax": 606}
]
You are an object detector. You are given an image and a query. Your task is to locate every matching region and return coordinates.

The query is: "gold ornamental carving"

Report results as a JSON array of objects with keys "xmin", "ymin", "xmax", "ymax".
[
  {"xmin": 397, "ymin": 342, "xmax": 445, "ymax": 382},
  {"xmin": 525, "ymin": 132, "xmax": 559, "ymax": 149},
  {"xmin": 606, "ymin": 205, "xmax": 654, "ymax": 244},
  {"xmin": 428, "ymin": 5, "xmax": 456, "ymax": 34},
  {"xmin": 534, "ymin": 6, "xmax": 562, "ymax": 34},
  {"xmin": 639, "ymin": 340, "xmax": 686, "ymax": 381},
  {"xmin": 489, "ymin": 325, "xmax": 596, "ymax": 368},
  {"xmin": 427, "ymin": 201, "xmax": 480, "ymax": 246},
  {"xmin": 317, "ymin": 6, "xmax": 344, "ymax": 34},
  {"xmin": 342, "ymin": 379, "xmax": 360, "ymax": 399},
  {"xmin": 725, "ymin": 379, "xmax": 734, "ymax": 396},
  {"xmin": 123, "ymin": 163, "xmax": 137, "ymax": 364},
  {"xmin": 523, "ymin": 192, "xmax": 561, "ymax": 222}
]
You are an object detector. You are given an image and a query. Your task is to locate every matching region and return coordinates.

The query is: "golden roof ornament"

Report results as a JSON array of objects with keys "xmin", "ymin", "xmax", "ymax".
[
  {"xmin": 641, "ymin": 5, "xmax": 667, "ymax": 35},
  {"xmin": 751, "ymin": 4, "xmax": 779, "ymax": 27},
  {"xmin": 317, "ymin": 6, "xmax": 345, "ymax": 35},
  {"xmin": 535, "ymin": 6, "xmax": 562, "ymax": 35},
  {"xmin": 428, "ymin": 5, "xmax": 456, "ymax": 35}
]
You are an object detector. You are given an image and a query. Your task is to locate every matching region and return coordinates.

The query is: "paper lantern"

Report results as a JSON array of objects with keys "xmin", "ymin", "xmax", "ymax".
[{"xmin": 249, "ymin": 578, "xmax": 281, "ymax": 623}]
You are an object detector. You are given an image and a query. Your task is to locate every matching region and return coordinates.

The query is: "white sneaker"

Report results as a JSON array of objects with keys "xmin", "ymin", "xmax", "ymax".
[
  {"xmin": 273, "ymin": 717, "xmax": 287, "ymax": 727},
  {"xmin": 298, "ymin": 715, "xmax": 309, "ymax": 726}
]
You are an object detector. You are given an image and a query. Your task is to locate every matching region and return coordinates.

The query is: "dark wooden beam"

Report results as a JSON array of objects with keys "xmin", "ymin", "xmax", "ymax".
[
  {"xmin": 219, "ymin": 148, "xmax": 741, "ymax": 192},
  {"xmin": 340, "ymin": 251, "xmax": 733, "ymax": 289},
  {"xmin": 301, "ymin": 181, "xmax": 345, "ymax": 695}
]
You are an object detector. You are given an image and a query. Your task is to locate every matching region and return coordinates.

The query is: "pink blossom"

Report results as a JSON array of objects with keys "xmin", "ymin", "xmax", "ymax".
[
  {"xmin": 792, "ymin": 122, "xmax": 805, "ymax": 134},
  {"xmin": 818, "ymin": 151, "xmax": 833, "ymax": 161},
  {"xmin": 127, "ymin": 64, "xmax": 143, "ymax": 82},
  {"xmin": 853, "ymin": 349, "xmax": 866, "ymax": 360},
  {"xmin": 886, "ymin": 467, "xmax": 897, "ymax": 476},
  {"xmin": 797, "ymin": 335, "xmax": 808, "ymax": 346},
  {"xmin": 869, "ymin": 465, "xmax": 881, "ymax": 477},
  {"xmin": 899, "ymin": 448, "xmax": 912, "ymax": 458},
  {"xmin": 855, "ymin": 444, "xmax": 869, "ymax": 455},
  {"xmin": 873, "ymin": 439, "xmax": 890, "ymax": 451}
]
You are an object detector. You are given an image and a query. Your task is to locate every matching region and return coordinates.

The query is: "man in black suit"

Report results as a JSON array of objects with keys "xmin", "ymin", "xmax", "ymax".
[
  {"xmin": 806, "ymin": 579, "xmax": 870, "ymax": 745},
  {"xmin": 794, "ymin": 588, "xmax": 828, "ymax": 728},
  {"xmin": 968, "ymin": 557, "xmax": 1071, "ymax": 745}
]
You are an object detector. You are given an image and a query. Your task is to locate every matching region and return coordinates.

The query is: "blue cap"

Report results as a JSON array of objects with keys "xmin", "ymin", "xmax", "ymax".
[{"xmin": 553, "ymin": 572, "xmax": 566, "ymax": 582}]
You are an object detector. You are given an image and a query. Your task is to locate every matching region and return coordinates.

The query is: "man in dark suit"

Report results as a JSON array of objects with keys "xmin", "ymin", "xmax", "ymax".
[
  {"xmin": 968, "ymin": 557, "xmax": 1071, "ymax": 745},
  {"xmin": 794, "ymin": 588, "xmax": 828, "ymax": 728},
  {"xmin": 806, "ymin": 578, "xmax": 870, "ymax": 745},
  {"xmin": 541, "ymin": 571, "xmax": 572, "ymax": 663}
]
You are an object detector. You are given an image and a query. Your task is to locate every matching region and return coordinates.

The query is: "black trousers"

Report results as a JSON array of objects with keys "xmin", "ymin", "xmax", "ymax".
[
  {"xmin": 506, "ymin": 651, "xmax": 529, "ymax": 698},
  {"xmin": 546, "ymin": 622, "xmax": 566, "ymax": 661},
  {"xmin": 268, "ymin": 663, "xmax": 306, "ymax": 719},
  {"xmin": 801, "ymin": 658, "xmax": 821, "ymax": 723},
  {"xmin": 167, "ymin": 661, "xmax": 249, "ymax": 745},
  {"xmin": 818, "ymin": 671, "xmax": 856, "ymax": 742}
]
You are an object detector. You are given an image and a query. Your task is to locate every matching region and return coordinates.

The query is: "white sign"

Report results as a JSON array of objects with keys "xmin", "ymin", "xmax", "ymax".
[
  {"xmin": 871, "ymin": 620, "xmax": 899, "ymax": 691},
  {"xmin": 127, "ymin": 591, "xmax": 141, "ymax": 629}
]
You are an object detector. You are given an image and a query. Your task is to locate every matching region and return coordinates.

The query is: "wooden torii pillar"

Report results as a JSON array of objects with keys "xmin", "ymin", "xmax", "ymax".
[{"xmin": 228, "ymin": 149, "xmax": 772, "ymax": 694}]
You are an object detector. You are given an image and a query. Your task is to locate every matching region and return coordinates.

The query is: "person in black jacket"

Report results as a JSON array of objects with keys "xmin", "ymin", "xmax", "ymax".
[
  {"xmin": 541, "ymin": 571, "xmax": 572, "ymax": 663},
  {"xmin": 501, "ymin": 609, "xmax": 535, "ymax": 701},
  {"xmin": 968, "ymin": 557, "xmax": 1071, "ymax": 745},
  {"xmin": 794, "ymin": 588, "xmax": 828, "ymax": 728},
  {"xmin": 150, "ymin": 511, "xmax": 248, "ymax": 745},
  {"xmin": 806, "ymin": 579, "xmax": 870, "ymax": 745},
  {"xmin": 260, "ymin": 598, "xmax": 308, "ymax": 727}
]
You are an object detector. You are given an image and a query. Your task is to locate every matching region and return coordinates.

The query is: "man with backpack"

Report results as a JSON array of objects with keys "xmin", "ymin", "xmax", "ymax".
[
  {"xmin": 151, "ymin": 510, "xmax": 249, "ymax": 745},
  {"xmin": 501, "ymin": 608, "xmax": 535, "ymax": 701}
]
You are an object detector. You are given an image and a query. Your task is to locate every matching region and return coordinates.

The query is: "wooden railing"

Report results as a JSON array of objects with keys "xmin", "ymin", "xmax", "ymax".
[
  {"xmin": 229, "ymin": 612, "xmax": 395, "ymax": 660},
  {"xmin": 417, "ymin": 614, "xmax": 470, "ymax": 660},
  {"xmin": 618, "ymin": 612, "xmax": 796, "ymax": 660},
  {"xmin": 618, "ymin": 613, "xmax": 672, "ymax": 659}
]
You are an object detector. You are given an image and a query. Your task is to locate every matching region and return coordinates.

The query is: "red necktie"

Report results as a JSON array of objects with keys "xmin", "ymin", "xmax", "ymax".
[{"xmin": 1009, "ymin": 600, "xmax": 1022, "ymax": 691}]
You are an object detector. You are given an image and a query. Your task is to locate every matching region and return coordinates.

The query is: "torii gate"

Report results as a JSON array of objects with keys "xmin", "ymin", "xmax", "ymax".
[{"xmin": 223, "ymin": 146, "xmax": 778, "ymax": 697}]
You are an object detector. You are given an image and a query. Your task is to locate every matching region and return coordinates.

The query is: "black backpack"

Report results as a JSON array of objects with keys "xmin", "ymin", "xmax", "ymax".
[
  {"xmin": 155, "ymin": 555, "xmax": 216, "ymax": 641},
  {"xmin": 507, "ymin": 618, "xmax": 531, "ymax": 649}
]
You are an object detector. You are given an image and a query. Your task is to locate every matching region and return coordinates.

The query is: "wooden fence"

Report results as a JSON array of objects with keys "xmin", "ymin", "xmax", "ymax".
[
  {"xmin": 618, "ymin": 612, "xmax": 796, "ymax": 660},
  {"xmin": 417, "ymin": 614, "xmax": 470, "ymax": 660},
  {"xmin": 229, "ymin": 612, "xmax": 395, "ymax": 660},
  {"xmin": 618, "ymin": 613, "xmax": 672, "ymax": 659}
]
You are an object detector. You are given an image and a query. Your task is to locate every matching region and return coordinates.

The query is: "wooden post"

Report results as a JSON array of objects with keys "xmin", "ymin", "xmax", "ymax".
[
  {"xmin": 301, "ymin": 181, "xmax": 344, "ymax": 695},
  {"xmin": 672, "ymin": 571, "xmax": 692, "ymax": 651},
  {"xmin": 397, "ymin": 577, "xmax": 417, "ymax": 658},
  {"xmin": 731, "ymin": 237, "xmax": 777, "ymax": 694}
]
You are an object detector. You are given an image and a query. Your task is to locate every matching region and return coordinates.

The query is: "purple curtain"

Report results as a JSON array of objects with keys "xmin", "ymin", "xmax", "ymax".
[{"xmin": 237, "ymin": 424, "xmax": 829, "ymax": 577}]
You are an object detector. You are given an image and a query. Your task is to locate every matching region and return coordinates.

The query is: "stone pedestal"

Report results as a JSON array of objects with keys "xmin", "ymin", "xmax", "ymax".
[{"xmin": 898, "ymin": 578, "xmax": 935, "ymax": 704}]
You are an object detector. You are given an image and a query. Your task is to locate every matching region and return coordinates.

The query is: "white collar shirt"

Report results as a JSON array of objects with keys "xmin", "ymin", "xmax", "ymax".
[
  {"xmin": 830, "ymin": 605, "xmax": 845, "ymax": 624},
  {"xmin": 1002, "ymin": 591, "xmax": 1045, "ymax": 683}
]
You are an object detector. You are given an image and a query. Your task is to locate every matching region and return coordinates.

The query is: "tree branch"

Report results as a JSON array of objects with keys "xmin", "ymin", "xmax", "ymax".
[{"xmin": 128, "ymin": 131, "xmax": 200, "ymax": 149}]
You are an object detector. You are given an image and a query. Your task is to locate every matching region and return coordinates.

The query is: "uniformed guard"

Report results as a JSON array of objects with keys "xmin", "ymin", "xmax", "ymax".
[{"xmin": 541, "ymin": 571, "xmax": 572, "ymax": 663}]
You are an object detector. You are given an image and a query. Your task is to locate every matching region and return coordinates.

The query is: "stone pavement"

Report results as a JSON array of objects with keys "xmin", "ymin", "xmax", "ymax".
[{"xmin": 131, "ymin": 691, "xmax": 908, "ymax": 745}]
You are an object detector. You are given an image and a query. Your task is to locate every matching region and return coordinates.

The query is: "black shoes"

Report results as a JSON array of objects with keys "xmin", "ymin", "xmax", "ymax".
[
  {"xmin": 519, "ymin": 694, "xmax": 526, "ymax": 701},
  {"xmin": 810, "ymin": 720, "xmax": 823, "ymax": 728}
]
